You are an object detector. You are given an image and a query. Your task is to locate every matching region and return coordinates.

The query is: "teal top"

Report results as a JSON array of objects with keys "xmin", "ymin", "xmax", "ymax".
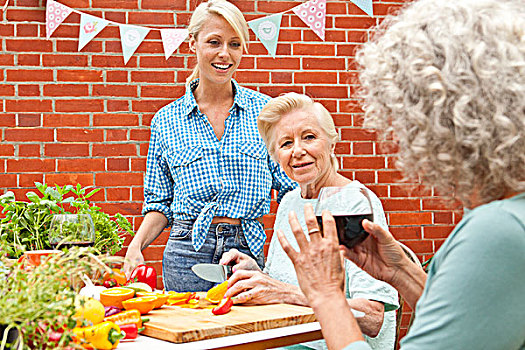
[{"xmin": 344, "ymin": 192, "xmax": 525, "ymax": 350}]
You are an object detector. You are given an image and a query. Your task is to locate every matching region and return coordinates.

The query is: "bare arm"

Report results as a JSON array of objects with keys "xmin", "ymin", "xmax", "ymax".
[{"xmin": 123, "ymin": 211, "xmax": 168, "ymax": 277}]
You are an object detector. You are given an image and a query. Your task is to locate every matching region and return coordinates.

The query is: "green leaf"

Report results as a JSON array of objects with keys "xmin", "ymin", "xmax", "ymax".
[
  {"xmin": 26, "ymin": 191, "xmax": 41, "ymax": 203},
  {"xmin": 85, "ymin": 188, "xmax": 101, "ymax": 199},
  {"xmin": 46, "ymin": 188, "xmax": 62, "ymax": 202},
  {"xmin": 0, "ymin": 191, "xmax": 15, "ymax": 203}
]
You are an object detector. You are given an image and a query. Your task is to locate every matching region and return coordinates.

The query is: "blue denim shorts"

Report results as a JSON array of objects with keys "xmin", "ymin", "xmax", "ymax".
[{"xmin": 162, "ymin": 219, "xmax": 265, "ymax": 292}]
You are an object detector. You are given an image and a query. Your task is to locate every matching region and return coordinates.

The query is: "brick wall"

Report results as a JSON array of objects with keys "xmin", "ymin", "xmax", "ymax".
[{"xmin": 0, "ymin": 0, "xmax": 462, "ymax": 339}]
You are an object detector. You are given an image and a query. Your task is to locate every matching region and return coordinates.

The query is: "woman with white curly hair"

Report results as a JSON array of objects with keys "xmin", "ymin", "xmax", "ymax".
[{"xmin": 277, "ymin": 0, "xmax": 525, "ymax": 349}]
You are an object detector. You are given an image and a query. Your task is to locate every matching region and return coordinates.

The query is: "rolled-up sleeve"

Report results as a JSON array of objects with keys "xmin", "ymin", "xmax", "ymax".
[
  {"xmin": 142, "ymin": 116, "xmax": 174, "ymax": 225},
  {"xmin": 268, "ymin": 156, "xmax": 297, "ymax": 203}
]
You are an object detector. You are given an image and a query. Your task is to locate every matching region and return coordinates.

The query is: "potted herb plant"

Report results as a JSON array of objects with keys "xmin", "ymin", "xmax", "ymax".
[{"xmin": 0, "ymin": 183, "xmax": 134, "ymax": 259}]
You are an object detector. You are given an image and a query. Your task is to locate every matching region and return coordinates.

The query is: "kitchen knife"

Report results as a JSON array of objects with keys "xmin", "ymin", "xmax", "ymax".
[{"xmin": 191, "ymin": 263, "xmax": 232, "ymax": 283}]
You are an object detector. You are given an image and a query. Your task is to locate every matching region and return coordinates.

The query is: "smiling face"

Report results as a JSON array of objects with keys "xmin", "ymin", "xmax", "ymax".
[
  {"xmin": 189, "ymin": 14, "xmax": 243, "ymax": 87},
  {"xmin": 273, "ymin": 109, "xmax": 336, "ymax": 188}
]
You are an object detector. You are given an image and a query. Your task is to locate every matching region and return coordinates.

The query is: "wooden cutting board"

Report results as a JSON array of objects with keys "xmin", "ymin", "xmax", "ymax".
[{"xmin": 142, "ymin": 303, "xmax": 317, "ymax": 343}]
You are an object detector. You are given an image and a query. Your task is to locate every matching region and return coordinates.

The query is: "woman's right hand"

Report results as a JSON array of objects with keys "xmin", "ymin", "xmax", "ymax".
[
  {"xmin": 123, "ymin": 245, "xmax": 145, "ymax": 279},
  {"xmin": 343, "ymin": 219, "xmax": 408, "ymax": 285},
  {"xmin": 220, "ymin": 248, "xmax": 261, "ymax": 272}
]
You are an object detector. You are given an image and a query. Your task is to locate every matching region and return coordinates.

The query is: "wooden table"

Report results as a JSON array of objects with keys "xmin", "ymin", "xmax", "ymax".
[{"xmin": 118, "ymin": 321, "xmax": 323, "ymax": 349}]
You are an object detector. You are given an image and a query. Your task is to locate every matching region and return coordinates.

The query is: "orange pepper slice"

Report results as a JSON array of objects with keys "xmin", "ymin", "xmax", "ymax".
[
  {"xmin": 136, "ymin": 291, "xmax": 168, "ymax": 309},
  {"xmin": 205, "ymin": 281, "xmax": 228, "ymax": 304},
  {"xmin": 121, "ymin": 296, "xmax": 157, "ymax": 315},
  {"xmin": 103, "ymin": 268, "xmax": 127, "ymax": 286}
]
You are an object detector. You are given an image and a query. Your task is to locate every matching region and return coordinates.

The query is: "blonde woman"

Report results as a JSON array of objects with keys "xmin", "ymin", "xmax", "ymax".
[
  {"xmin": 279, "ymin": 0, "xmax": 525, "ymax": 349},
  {"xmin": 123, "ymin": 0, "xmax": 296, "ymax": 292}
]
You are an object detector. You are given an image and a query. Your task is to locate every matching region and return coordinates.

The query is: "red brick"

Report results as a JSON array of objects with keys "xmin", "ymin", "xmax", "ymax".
[
  {"xmin": 55, "ymin": 99, "xmax": 104, "ymax": 113},
  {"xmin": 107, "ymin": 129, "xmax": 129, "ymax": 141},
  {"xmin": 295, "ymin": 72, "xmax": 337, "ymax": 84},
  {"xmin": 257, "ymin": 57, "xmax": 300, "ymax": 70},
  {"xmin": 107, "ymin": 158, "xmax": 130, "ymax": 171},
  {"xmin": 107, "ymin": 187, "xmax": 131, "ymax": 201},
  {"xmin": 94, "ymin": 114, "xmax": 139, "ymax": 127},
  {"xmin": 107, "ymin": 100, "xmax": 130, "ymax": 112},
  {"xmin": 0, "ymin": 174, "xmax": 17, "ymax": 187},
  {"xmin": 5, "ymin": 39, "xmax": 52, "ymax": 52},
  {"xmin": 56, "ymin": 129, "xmax": 104, "ymax": 142},
  {"xmin": 5, "ymin": 128, "xmax": 53, "ymax": 142},
  {"xmin": 424, "ymin": 226, "xmax": 454, "ymax": 239},
  {"xmin": 18, "ymin": 85, "xmax": 40, "ymax": 97},
  {"xmin": 141, "ymin": 0, "xmax": 185, "ymax": 10},
  {"xmin": 390, "ymin": 226, "xmax": 422, "ymax": 240},
  {"xmin": 45, "ymin": 143, "xmax": 90, "ymax": 157},
  {"xmin": 45, "ymin": 173, "xmax": 94, "ymax": 187},
  {"xmin": 0, "ymin": 114, "xmax": 16, "ymax": 127},
  {"xmin": 131, "ymin": 158, "xmax": 146, "ymax": 172},
  {"xmin": 57, "ymin": 159, "xmax": 105, "ymax": 172},
  {"xmin": 106, "ymin": 71, "xmax": 128, "ymax": 83},
  {"xmin": 43, "ymin": 54, "xmax": 88, "ymax": 67},
  {"xmin": 343, "ymin": 156, "xmax": 385, "ymax": 170},
  {"xmin": 92, "ymin": 144, "xmax": 138, "ymax": 157},
  {"xmin": 92, "ymin": 85, "xmax": 138, "ymax": 98},
  {"xmin": 19, "ymin": 173, "xmax": 44, "ymax": 187},
  {"xmin": 382, "ymin": 198, "xmax": 421, "ymax": 212},
  {"xmin": 19, "ymin": 144, "xmax": 41, "ymax": 157},
  {"xmin": 43, "ymin": 114, "xmax": 90, "ymax": 127},
  {"xmin": 7, "ymin": 159, "xmax": 55, "ymax": 173},
  {"xmin": 389, "ymin": 212, "xmax": 433, "ymax": 226},
  {"xmin": 140, "ymin": 85, "xmax": 184, "ymax": 98},
  {"xmin": 131, "ymin": 186, "xmax": 144, "ymax": 201},
  {"xmin": 303, "ymin": 58, "xmax": 345, "ymax": 70},
  {"xmin": 44, "ymin": 84, "xmax": 89, "ymax": 97},
  {"xmin": 131, "ymin": 71, "xmax": 175, "ymax": 83},
  {"xmin": 97, "ymin": 202, "xmax": 142, "ymax": 216},
  {"xmin": 130, "ymin": 129, "xmax": 150, "ymax": 141},
  {"xmin": 293, "ymin": 44, "xmax": 335, "ymax": 56},
  {"xmin": 96, "ymin": 172, "xmax": 144, "ymax": 186},
  {"xmin": 57, "ymin": 70, "xmax": 104, "ymax": 82}
]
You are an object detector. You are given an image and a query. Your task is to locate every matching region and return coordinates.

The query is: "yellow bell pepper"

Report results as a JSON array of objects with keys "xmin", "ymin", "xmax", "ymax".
[{"xmin": 73, "ymin": 321, "xmax": 124, "ymax": 349}]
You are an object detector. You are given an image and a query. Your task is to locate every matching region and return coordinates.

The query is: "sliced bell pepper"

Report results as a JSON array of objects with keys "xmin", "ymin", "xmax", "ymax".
[
  {"xmin": 121, "ymin": 296, "xmax": 157, "ymax": 315},
  {"xmin": 73, "ymin": 321, "xmax": 125, "ymax": 350},
  {"xmin": 128, "ymin": 264, "xmax": 157, "ymax": 290},
  {"xmin": 212, "ymin": 297, "xmax": 233, "ymax": 315},
  {"xmin": 104, "ymin": 309, "xmax": 147, "ymax": 328}
]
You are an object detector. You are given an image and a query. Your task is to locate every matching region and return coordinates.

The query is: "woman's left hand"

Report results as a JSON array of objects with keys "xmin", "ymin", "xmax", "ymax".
[
  {"xmin": 277, "ymin": 204, "xmax": 345, "ymax": 307},
  {"xmin": 224, "ymin": 269, "xmax": 306, "ymax": 305}
]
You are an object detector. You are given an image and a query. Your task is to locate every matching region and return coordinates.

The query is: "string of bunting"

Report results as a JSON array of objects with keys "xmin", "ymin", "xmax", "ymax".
[{"xmin": 44, "ymin": 0, "xmax": 373, "ymax": 65}]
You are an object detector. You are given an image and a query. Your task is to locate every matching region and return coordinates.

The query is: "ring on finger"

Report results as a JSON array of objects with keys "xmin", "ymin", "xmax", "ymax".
[{"xmin": 308, "ymin": 228, "xmax": 320, "ymax": 235}]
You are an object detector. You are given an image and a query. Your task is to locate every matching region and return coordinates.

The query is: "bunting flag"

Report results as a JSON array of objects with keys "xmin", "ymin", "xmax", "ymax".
[
  {"xmin": 350, "ymin": 0, "xmax": 374, "ymax": 17},
  {"xmin": 78, "ymin": 13, "xmax": 109, "ymax": 51},
  {"xmin": 45, "ymin": 0, "xmax": 73, "ymax": 39},
  {"xmin": 160, "ymin": 28, "xmax": 189, "ymax": 59},
  {"xmin": 292, "ymin": 0, "xmax": 327, "ymax": 40},
  {"xmin": 43, "ymin": 0, "xmax": 374, "ymax": 62},
  {"xmin": 119, "ymin": 24, "xmax": 150, "ymax": 64},
  {"xmin": 248, "ymin": 13, "xmax": 282, "ymax": 58}
]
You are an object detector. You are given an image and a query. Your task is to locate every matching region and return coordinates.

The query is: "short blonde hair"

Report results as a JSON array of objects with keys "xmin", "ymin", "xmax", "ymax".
[
  {"xmin": 356, "ymin": 0, "xmax": 525, "ymax": 206},
  {"xmin": 186, "ymin": 0, "xmax": 249, "ymax": 85},
  {"xmin": 257, "ymin": 92, "xmax": 339, "ymax": 170}
]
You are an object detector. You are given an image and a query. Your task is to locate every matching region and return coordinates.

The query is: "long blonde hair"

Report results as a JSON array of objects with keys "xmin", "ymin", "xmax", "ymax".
[{"xmin": 186, "ymin": 0, "xmax": 249, "ymax": 86}]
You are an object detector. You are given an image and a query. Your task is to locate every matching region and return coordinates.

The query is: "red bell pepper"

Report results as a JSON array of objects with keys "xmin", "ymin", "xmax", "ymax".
[
  {"xmin": 119, "ymin": 323, "xmax": 144, "ymax": 340},
  {"xmin": 212, "ymin": 297, "xmax": 233, "ymax": 315},
  {"xmin": 128, "ymin": 264, "xmax": 157, "ymax": 290}
]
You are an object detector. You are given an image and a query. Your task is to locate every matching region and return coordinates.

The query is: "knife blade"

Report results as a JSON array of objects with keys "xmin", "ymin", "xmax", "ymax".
[{"xmin": 191, "ymin": 263, "xmax": 232, "ymax": 283}]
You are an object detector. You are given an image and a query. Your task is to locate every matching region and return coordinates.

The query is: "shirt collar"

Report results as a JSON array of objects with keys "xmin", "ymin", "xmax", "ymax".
[{"xmin": 181, "ymin": 79, "xmax": 248, "ymax": 117}]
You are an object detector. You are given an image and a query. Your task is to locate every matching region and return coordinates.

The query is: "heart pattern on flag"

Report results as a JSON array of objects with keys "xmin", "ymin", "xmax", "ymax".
[{"xmin": 292, "ymin": 0, "xmax": 326, "ymax": 40}]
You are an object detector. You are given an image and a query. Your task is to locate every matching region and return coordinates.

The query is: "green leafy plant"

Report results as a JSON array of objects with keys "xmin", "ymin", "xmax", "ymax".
[
  {"xmin": 0, "ymin": 182, "xmax": 134, "ymax": 258},
  {"xmin": 0, "ymin": 245, "xmax": 117, "ymax": 350}
]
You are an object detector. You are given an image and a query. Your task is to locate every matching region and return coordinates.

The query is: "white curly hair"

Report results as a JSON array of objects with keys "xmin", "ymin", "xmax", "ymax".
[{"xmin": 356, "ymin": 0, "xmax": 525, "ymax": 207}]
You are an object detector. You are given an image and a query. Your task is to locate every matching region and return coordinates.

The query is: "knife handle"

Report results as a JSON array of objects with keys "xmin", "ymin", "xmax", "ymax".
[{"xmin": 225, "ymin": 264, "xmax": 233, "ymax": 278}]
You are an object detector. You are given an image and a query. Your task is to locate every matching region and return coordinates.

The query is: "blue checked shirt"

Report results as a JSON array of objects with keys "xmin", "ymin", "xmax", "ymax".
[{"xmin": 143, "ymin": 79, "xmax": 297, "ymax": 256}]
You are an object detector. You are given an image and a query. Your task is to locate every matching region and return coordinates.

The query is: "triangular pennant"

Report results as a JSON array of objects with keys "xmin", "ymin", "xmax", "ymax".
[
  {"xmin": 350, "ymin": 0, "xmax": 374, "ymax": 17},
  {"xmin": 292, "ymin": 0, "xmax": 327, "ymax": 40},
  {"xmin": 78, "ymin": 13, "xmax": 109, "ymax": 51},
  {"xmin": 119, "ymin": 24, "xmax": 150, "ymax": 64},
  {"xmin": 248, "ymin": 13, "xmax": 282, "ymax": 58},
  {"xmin": 160, "ymin": 28, "xmax": 188, "ymax": 60},
  {"xmin": 46, "ymin": 0, "xmax": 73, "ymax": 40}
]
